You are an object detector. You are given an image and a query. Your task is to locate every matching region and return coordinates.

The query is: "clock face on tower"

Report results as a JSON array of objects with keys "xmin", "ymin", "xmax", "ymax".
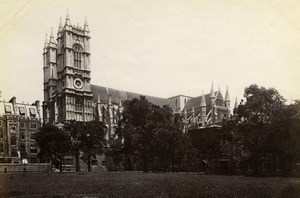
[{"xmin": 73, "ymin": 78, "xmax": 83, "ymax": 89}]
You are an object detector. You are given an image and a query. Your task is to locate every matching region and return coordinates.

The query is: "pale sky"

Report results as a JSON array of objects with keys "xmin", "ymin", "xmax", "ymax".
[{"xmin": 0, "ymin": 0, "xmax": 300, "ymax": 107}]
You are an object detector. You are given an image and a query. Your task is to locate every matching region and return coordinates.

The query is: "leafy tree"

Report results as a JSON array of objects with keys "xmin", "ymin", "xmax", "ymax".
[
  {"xmin": 63, "ymin": 120, "xmax": 81, "ymax": 172},
  {"xmin": 35, "ymin": 124, "xmax": 72, "ymax": 172},
  {"xmin": 231, "ymin": 84, "xmax": 286, "ymax": 174},
  {"xmin": 108, "ymin": 96, "xmax": 188, "ymax": 172},
  {"xmin": 76, "ymin": 121, "xmax": 107, "ymax": 172},
  {"xmin": 152, "ymin": 125, "xmax": 190, "ymax": 172},
  {"xmin": 119, "ymin": 96, "xmax": 153, "ymax": 172}
]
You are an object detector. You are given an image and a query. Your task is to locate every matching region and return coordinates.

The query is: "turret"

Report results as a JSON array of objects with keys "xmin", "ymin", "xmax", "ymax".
[
  {"xmin": 49, "ymin": 27, "xmax": 55, "ymax": 44},
  {"xmin": 225, "ymin": 86, "xmax": 230, "ymax": 108},
  {"xmin": 43, "ymin": 34, "xmax": 49, "ymax": 84},
  {"xmin": 84, "ymin": 16, "xmax": 89, "ymax": 32},
  {"xmin": 225, "ymin": 86, "xmax": 231, "ymax": 119},
  {"xmin": 200, "ymin": 90, "xmax": 206, "ymax": 126},
  {"xmin": 118, "ymin": 99, "xmax": 123, "ymax": 120},
  {"xmin": 65, "ymin": 9, "xmax": 71, "ymax": 26},
  {"xmin": 234, "ymin": 97, "xmax": 238, "ymax": 113},
  {"xmin": 58, "ymin": 17, "xmax": 63, "ymax": 33},
  {"xmin": 191, "ymin": 107, "xmax": 195, "ymax": 126},
  {"xmin": 209, "ymin": 82, "xmax": 215, "ymax": 107},
  {"xmin": 44, "ymin": 34, "xmax": 48, "ymax": 49}
]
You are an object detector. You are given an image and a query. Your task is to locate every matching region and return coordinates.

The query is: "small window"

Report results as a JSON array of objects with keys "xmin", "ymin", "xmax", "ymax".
[
  {"xmin": 20, "ymin": 131, "xmax": 25, "ymax": 140},
  {"xmin": 29, "ymin": 108, "xmax": 36, "ymax": 116},
  {"xmin": 20, "ymin": 122, "xmax": 25, "ymax": 128},
  {"xmin": 65, "ymin": 158, "xmax": 73, "ymax": 165},
  {"xmin": 30, "ymin": 145, "xmax": 37, "ymax": 155},
  {"xmin": 30, "ymin": 132, "xmax": 36, "ymax": 140},
  {"xmin": 10, "ymin": 125, "xmax": 16, "ymax": 132},
  {"xmin": 29, "ymin": 123, "xmax": 37, "ymax": 129},
  {"xmin": 5, "ymin": 105, "xmax": 12, "ymax": 113},
  {"xmin": 11, "ymin": 149, "xmax": 18, "ymax": 157},
  {"xmin": 11, "ymin": 135, "xmax": 17, "ymax": 146},
  {"xmin": 19, "ymin": 107, "xmax": 26, "ymax": 116},
  {"xmin": 0, "ymin": 143, "xmax": 3, "ymax": 153}
]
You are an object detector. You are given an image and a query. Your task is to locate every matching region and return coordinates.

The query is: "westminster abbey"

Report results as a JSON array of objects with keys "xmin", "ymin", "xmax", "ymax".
[{"xmin": 42, "ymin": 13, "xmax": 235, "ymax": 137}]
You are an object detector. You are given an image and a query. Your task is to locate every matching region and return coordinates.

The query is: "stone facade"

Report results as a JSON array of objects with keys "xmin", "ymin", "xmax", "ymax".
[
  {"xmin": 0, "ymin": 97, "xmax": 41, "ymax": 163},
  {"xmin": 43, "ymin": 13, "xmax": 232, "ymax": 136}
]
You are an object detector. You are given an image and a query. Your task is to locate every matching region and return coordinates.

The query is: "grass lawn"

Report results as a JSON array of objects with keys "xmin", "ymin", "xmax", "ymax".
[{"xmin": 0, "ymin": 172, "xmax": 299, "ymax": 197}]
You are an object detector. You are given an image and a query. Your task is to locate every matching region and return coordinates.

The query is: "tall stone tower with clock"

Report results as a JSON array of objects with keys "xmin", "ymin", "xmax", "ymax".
[{"xmin": 43, "ymin": 12, "xmax": 94, "ymax": 124}]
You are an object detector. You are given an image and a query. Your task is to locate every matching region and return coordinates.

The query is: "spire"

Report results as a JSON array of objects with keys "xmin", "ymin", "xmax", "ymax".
[
  {"xmin": 216, "ymin": 84, "xmax": 221, "ymax": 98},
  {"xmin": 225, "ymin": 86, "xmax": 230, "ymax": 101},
  {"xmin": 49, "ymin": 28, "xmax": 55, "ymax": 43},
  {"xmin": 84, "ymin": 16, "xmax": 89, "ymax": 30},
  {"xmin": 97, "ymin": 94, "xmax": 101, "ymax": 103},
  {"xmin": 44, "ymin": 34, "xmax": 48, "ymax": 48},
  {"xmin": 210, "ymin": 82, "xmax": 215, "ymax": 99},
  {"xmin": 234, "ymin": 97, "xmax": 238, "ymax": 109},
  {"xmin": 58, "ymin": 17, "xmax": 63, "ymax": 32},
  {"xmin": 118, "ymin": 99, "xmax": 122, "ymax": 107},
  {"xmin": 200, "ymin": 90, "xmax": 206, "ymax": 107},
  {"xmin": 191, "ymin": 107, "xmax": 195, "ymax": 113},
  {"xmin": 65, "ymin": 9, "xmax": 71, "ymax": 26}
]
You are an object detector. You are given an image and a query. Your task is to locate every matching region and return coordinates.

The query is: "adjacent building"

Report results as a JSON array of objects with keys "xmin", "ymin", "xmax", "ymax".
[{"xmin": 0, "ymin": 97, "xmax": 41, "ymax": 163}]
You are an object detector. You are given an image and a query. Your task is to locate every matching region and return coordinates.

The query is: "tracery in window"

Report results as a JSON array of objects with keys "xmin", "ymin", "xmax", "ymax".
[{"xmin": 73, "ymin": 45, "xmax": 82, "ymax": 68}]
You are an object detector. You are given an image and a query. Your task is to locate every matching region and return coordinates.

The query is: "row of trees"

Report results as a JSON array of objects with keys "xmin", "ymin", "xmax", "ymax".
[
  {"xmin": 106, "ymin": 96, "xmax": 190, "ymax": 172},
  {"xmin": 221, "ymin": 85, "xmax": 300, "ymax": 175},
  {"xmin": 35, "ymin": 121, "xmax": 106, "ymax": 172},
  {"xmin": 35, "ymin": 85, "xmax": 300, "ymax": 175}
]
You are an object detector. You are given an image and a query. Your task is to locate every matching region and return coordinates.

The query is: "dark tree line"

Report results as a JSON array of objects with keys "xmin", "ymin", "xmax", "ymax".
[
  {"xmin": 222, "ymin": 85, "xmax": 300, "ymax": 175},
  {"xmin": 35, "ymin": 85, "xmax": 300, "ymax": 175},
  {"xmin": 106, "ymin": 96, "xmax": 190, "ymax": 172},
  {"xmin": 35, "ymin": 121, "xmax": 106, "ymax": 172}
]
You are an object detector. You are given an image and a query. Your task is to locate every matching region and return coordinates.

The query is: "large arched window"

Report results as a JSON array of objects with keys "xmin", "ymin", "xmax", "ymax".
[
  {"xmin": 73, "ymin": 45, "xmax": 82, "ymax": 68},
  {"xmin": 75, "ymin": 98, "xmax": 83, "ymax": 121}
]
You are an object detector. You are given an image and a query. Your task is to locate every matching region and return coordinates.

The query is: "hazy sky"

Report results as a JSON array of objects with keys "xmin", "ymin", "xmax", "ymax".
[{"xmin": 0, "ymin": 0, "xmax": 300, "ymax": 106}]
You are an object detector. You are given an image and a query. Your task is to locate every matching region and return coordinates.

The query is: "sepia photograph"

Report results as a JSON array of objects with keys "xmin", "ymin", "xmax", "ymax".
[{"xmin": 0, "ymin": 0, "xmax": 299, "ymax": 197}]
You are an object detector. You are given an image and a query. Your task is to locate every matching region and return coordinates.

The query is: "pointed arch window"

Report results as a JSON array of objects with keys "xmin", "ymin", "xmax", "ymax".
[
  {"xmin": 75, "ymin": 98, "xmax": 84, "ymax": 121},
  {"xmin": 73, "ymin": 45, "xmax": 82, "ymax": 68}
]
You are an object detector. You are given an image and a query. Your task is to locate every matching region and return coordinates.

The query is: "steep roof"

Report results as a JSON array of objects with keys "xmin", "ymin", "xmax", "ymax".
[
  {"xmin": 91, "ymin": 84, "xmax": 176, "ymax": 109},
  {"xmin": 185, "ymin": 93, "xmax": 212, "ymax": 110},
  {"xmin": 185, "ymin": 90, "xmax": 225, "ymax": 111}
]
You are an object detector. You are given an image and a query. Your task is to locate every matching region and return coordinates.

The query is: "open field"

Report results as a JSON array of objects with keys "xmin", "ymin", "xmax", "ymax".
[{"xmin": 0, "ymin": 172, "xmax": 299, "ymax": 198}]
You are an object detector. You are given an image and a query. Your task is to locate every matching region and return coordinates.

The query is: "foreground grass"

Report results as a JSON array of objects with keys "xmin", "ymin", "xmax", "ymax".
[{"xmin": 0, "ymin": 172, "xmax": 299, "ymax": 197}]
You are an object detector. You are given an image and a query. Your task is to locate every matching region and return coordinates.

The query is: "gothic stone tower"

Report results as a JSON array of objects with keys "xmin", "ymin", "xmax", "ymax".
[{"xmin": 43, "ymin": 12, "xmax": 93, "ymax": 124}]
